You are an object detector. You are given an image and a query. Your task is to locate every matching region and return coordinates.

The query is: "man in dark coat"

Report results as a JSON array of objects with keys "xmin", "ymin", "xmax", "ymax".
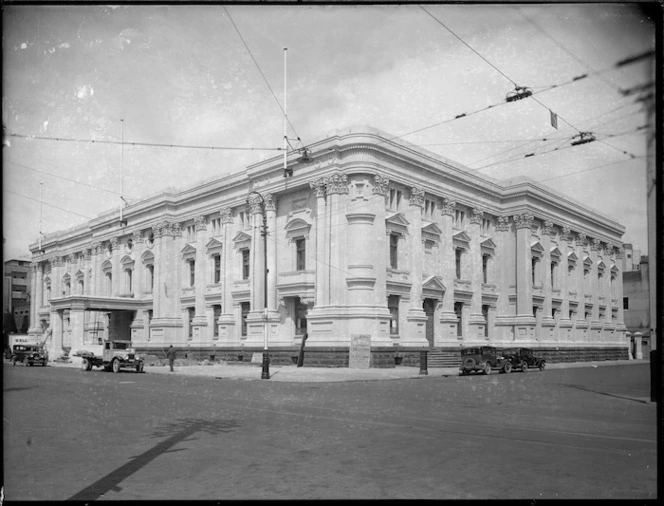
[{"xmin": 166, "ymin": 345, "xmax": 176, "ymax": 372}]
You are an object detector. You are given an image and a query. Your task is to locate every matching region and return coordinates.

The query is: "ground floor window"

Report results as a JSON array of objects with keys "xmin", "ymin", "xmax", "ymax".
[
  {"xmin": 212, "ymin": 305, "xmax": 221, "ymax": 337},
  {"xmin": 241, "ymin": 302, "xmax": 250, "ymax": 336},
  {"xmin": 482, "ymin": 305, "xmax": 489, "ymax": 337},
  {"xmin": 454, "ymin": 302, "xmax": 463, "ymax": 336},
  {"xmin": 188, "ymin": 307, "xmax": 195, "ymax": 339},
  {"xmin": 388, "ymin": 295, "xmax": 399, "ymax": 335}
]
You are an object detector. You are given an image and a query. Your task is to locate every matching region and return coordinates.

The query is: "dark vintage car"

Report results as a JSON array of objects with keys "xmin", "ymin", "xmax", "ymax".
[
  {"xmin": 459, "ymin": 346, "xmax": 512, "ymax": 375},
  {"xmin": 11, "ymin": 345, "xmax": 48, "ymax": 367},
  {"xmin": 501, "ymin": 347, "xmax": 546, "ymax": 372}
]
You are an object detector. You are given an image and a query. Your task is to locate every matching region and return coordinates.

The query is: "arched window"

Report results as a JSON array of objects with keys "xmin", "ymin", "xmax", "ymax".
[
  {"xmin": 102, "ymin": 260, "xmax": 113, "ymax": 296},
  {"xmin": 142, "ymin": 251, "xmax": 155, "ymax": 292}
]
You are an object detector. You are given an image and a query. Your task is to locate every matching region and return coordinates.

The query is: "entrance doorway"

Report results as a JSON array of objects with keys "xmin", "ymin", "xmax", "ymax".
[{"xmin": 423, "ymin": 298, "xmax": 436, "ymax": 348}]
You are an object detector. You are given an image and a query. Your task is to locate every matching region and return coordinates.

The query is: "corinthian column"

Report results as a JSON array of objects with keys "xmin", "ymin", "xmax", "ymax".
[
  {"xmin": 467, "ymin": 208, "xmax": 486, "ymax": 339},
  {"xmin": 310, "ymin": 177, "xmax": 328, "ymax": 308},
  {"xmin": 513, "ymin": 212, "xmax": 536, "ymax": 340},
  {"xmin": 191, "ymin": 215, "xmax": 208, "ymax": 341}
]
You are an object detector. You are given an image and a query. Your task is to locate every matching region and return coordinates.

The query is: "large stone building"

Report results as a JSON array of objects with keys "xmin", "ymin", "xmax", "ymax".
[
  {"xmin": 28, "ymin": 126, "xmax": 629, "ymax": 367},
  {"xmin": 4, "ymin": 259, "xmax": 32, "ymax": 336}
]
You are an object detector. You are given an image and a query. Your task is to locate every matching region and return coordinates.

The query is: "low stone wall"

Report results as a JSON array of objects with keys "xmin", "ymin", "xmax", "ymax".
[{"xmin": 135, "ymin": 345, "xmax": 629, "ymax": 368}]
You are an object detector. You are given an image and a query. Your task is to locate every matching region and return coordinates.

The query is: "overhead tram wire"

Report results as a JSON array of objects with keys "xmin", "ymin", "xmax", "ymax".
[
  {"xmin": 223, "ymin": 6, "xmax": 307, "ymax": 153},
  {"xmin": 536, "ymin": 156, "xmax": 645, "ymax": 184},
  {"xmin": 4, "ymin": 159, "xmax": 138, "ymax": 199},
  {"xmin": 4, "ymin": 188, "xmax": 94, "ymax": 220},
  {"xmin": 6, "ymin": 131, "xmax": 283, "ymax": 152},
  {"xmin": 419, "ymin": 5, "xmax": 645, "ymax": 160}
]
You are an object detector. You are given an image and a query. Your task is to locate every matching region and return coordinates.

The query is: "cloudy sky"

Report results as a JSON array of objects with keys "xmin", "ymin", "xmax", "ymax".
[{"xmin": 2, "ymin": 3, "xmax": 656, "ymax": 261}]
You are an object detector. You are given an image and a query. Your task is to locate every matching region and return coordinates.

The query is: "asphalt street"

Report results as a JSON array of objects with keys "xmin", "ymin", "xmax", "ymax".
[{"xmin": 2, "ymin": 361, "xmax": 657, "ymax": 500}]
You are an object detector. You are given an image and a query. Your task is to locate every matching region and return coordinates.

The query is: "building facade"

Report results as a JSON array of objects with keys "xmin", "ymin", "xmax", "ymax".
[
  {"xmin": 28, "ymin": 126, "xmax": 629, "ymax": 366},
  {"xmin": 4, "ymin": 260, "xmax": 32, "ymax": 334},
  {"xmin": 623, "ymin": 255, "xmax": 651, "ymax": 358}
]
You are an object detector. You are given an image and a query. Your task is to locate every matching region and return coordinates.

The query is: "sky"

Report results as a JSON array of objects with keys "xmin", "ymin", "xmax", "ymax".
[{"xmin": 2, "ymin": 3, "xmax": 656, "ymax": 261}]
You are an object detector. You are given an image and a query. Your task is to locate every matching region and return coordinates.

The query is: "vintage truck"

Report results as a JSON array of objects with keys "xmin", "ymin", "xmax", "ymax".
[{"xmin": 75, "ymin": 340, "xmax": 144, "ymax": 373}]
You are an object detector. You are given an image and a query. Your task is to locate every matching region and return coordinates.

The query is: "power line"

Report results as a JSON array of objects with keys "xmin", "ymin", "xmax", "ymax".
[
  {"xmin": 536, "ymin": 156, "xmax": 644, "ymax": 183},
  {"xmin": 223, "ymin": 6, "xmax": 305, "ymax": 150},
  {"xmin": 6, "ymin": 131, "xmax": 282, "ymax": 152},
  {"xmin": 4, "ymin": 188, "xmax": 94, "ymax": 220},
  {"xmin": 5, "ymin": 159, "xmax": 138, "ymax": 200}
]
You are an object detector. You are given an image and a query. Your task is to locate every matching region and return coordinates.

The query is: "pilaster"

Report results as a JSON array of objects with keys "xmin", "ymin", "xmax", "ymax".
[
  {"xmin": 467, "ymin": 207, "xmax": 486, "ymax": 339},
  {"xmin": 513, "ymin": 212, "xmax": 536, "ymax": 338},
  {"xmin": 192, "ymin": 215, "xmax": 208, "ymax": 339},
  {"xmin": 438, "ymin": 197, "xmax": 458, "ymax": 342}
]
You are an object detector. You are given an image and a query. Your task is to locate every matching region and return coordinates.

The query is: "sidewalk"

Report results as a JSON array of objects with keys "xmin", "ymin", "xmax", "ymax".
[{"xmin": 47, "ymin": 358, "xmax": 648, "ymax": 383}]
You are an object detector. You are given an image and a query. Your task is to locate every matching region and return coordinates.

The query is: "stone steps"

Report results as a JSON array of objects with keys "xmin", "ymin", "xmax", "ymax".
[{"xmin": 426, "ymin": 349, "xmax": 460, "ymax": 368}]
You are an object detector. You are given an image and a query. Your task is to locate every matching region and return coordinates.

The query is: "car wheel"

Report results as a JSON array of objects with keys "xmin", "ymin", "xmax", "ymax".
[
  {"xmin": 503, "ymin": 361, "xmax": 512, "ymax": 374},
  {"xmin": 521, "ymin": 362, "xmax": 528, "ymax": 373},
  {"xmin": 539, "ymin": 361, "xmax": 546, "ymax": 371},
  {"xmin": 484, "ymin": 363, "xmax": 492, "ymax": 375},
  {"xmin": 112, "ymin": 359, "xmax": 121, "ymax": 373}
]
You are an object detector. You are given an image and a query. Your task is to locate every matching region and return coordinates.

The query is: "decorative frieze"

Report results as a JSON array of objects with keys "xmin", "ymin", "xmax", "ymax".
[
  {"xmin": 542, "ymin": 220, "xmax": 554, "ymax": 236},
  {"xmin": 513, "ymin": 213, "xmax": 534, "ymax": 229},
  {"xmin": 110, "ymin": 237, "xmax": 120, "ymax": 251},
  {"xmin": 310, "ymin": 177, "xmax": 328, "ymax": 198},
  {"xmin": 326, "ymin": 173, "xmax": 349, "ymax": 195},
  {"xmin": 495, "ymin": 216, "xmax": 510, "ymax": 232},
  {"xmin": 577, "ymin": 232, "xmax": 587, "ymax": 248},
  {"xmin": 561, "ymin": 225, "xmax": 571, "ymax": 242},
  {"xmin": 409, "ymin": 187, "xmax": 425, "ymax": 207},
  {"xmin": 470, "ymin": 208, "xmax": 484, "ymax": 225},
  {"xmin": 132, "ymin": 230, "xmax": 144, "ymax": 244},
  {"xmin": 194, "ymin": 215, "xmax": 207, "ymax": 232},
  {"xmin": 153, "ymin": 220, "xmax": 181, "ymax": 238},
  {"xmin": 220, "ymin": 208, "xmax": 233, "ymax": 224},
  {"xmin": 441, "ymin": 197, "xmax": 456, "ymax": 216},
  {"xmin": 372, "ymin": 175, "xmax": 390, "ymax": 196},
  {"xmin": 264, "ymin": 193, "xmax": 277, "ymax": 212}
]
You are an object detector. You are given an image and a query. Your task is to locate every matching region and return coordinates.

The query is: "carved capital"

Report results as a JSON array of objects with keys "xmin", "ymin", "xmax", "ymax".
[
  {"xmin": 441, "ymin": 197, "xmax": 456, "ymax": 216},
  {"xmin": 495, "ymin": 216, "xmax": 510, "ymax": 232},
  {"xmin": 247, "ymin": 193, "xmax": 264, "ymax": 215},
  {"xmin": 616, "ymin": 246, "xmax": 624, "ymax": 259},
  {"xmin": 373, "ymin": 175, "xmax": 390, "ymax": 196},
  {"xmin": 591, "ymin": 238, "xmax": 600, "ymax": 251},
  {"xmin": 513, "ymin": 213, "xmax": 534, "ymax": 230},
  {"xmin": 220, "ymin": 207, "xmax": 233, "ymax": 224},
  {"xmin": 264, "ymin": 193, "xmax": 277, "ymax": 213},
  {"xmin": 409, "ymin": 187, "xmax": 425, "ymax": 207},
  {"xmin": 194, "ymin": 215, "xmax": 207, "ymax": 232},
  {"xmin": 561, "ymin": 225, "xmax": 571, "ymax": 241},
  {"xmin": 90, "ymin": 241, "xmax": 102, "ymax": 254},
  {"xmin": 470, "ymin": 208, "xmax": 484, "ymax": 225},
  {"xmin": 326, "ymin": 173, "xmax": 349, "ymax": 195},
  {"xmin": 542, "ymin": 219, "xmax": 554, "ymax": 236},
  {"xmin": 110, "ymin": 237, "xmax": 120, "ymax": 251},
  {"xmin": 84, "ymin": 249, "xmax": 92, "ymax": 261},
  {"xmin": 310, "ymin": 177, "xmax": 328, "ymax": 198},
  {"xmin": 132, "ymin": 230, "xmax": 144, "ymax": 244}
]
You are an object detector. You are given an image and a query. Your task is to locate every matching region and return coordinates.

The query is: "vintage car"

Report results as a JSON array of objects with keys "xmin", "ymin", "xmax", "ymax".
[
  {"xmin": 76, "ymin": 339, "xmax": 144, "ymax": 373},
  {"xmin": 501, "ymin": 347, "xmax": 546, "ymax": 372},
  {"xmin": 11, "ymin": 344, "xmax": 48, "ymax": 367},
  {"xmin": 459, "ymin": 346, "xmax": 512, "ymax": 375}
]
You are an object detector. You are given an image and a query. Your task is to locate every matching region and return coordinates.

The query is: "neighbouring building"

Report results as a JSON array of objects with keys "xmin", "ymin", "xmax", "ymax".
[
  {"xmin": 27, "ymin": 126, "xmax": 629, "ymax": 367},
  {"xmin": 623, "ymin": 255, "xmax": 652, "ymax": 358},
  {"xmin": 4, "ymin": 259, "xmax": 32, "ymax": 339}
]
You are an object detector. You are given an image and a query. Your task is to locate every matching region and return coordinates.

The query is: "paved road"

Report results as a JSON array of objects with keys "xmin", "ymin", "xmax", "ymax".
[{"xmin": 3, "ymin": 362, "xmax": 657, "ymax": 500}]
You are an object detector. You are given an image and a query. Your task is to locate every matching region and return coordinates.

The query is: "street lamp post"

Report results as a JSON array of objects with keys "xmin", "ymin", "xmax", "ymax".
[{"xmin": 248, "ymin": 191, "xmax": 270, "ymax": 379}]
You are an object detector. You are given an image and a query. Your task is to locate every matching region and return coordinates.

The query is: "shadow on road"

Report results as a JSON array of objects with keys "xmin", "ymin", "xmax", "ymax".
[
  {"xmin": 563, "ymin": 384, "xmax": 652, "ymax": 404},
  {"xmin": 67, "ymin": 418, "xmax": 239, "ymax": 501}
]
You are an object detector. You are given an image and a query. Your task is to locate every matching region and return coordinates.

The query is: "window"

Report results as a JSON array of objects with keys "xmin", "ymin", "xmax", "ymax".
[
  {"xmin": 454, "ymin": 302, "xmax": 463, "ymax": 336},
  {"xmin": 551, "ymin": 262, "xmax": 557, "ymax": 289},
  {"xmin": 623, "ymin": 297, "xmax": 629, "ymax": 310},
  {"xmin": 482, "ymin": 305, "xmax": 489, "ymax": 337},
  {"xmin": 242, "ymin": 249, "xmax": 250, "ymax": 280},
  {"xmin": 78, "ymin": 279, "xmax": 84, "ymax": 295},
  {"xmin": 388, "ymin": 189, "xmax": 402, "ymax": 211},
  {"xmin": 125, "ymin": 268, "xmax": 133, "ymax": 293},
  {"xmin": 188, "ymin": 307, "xmax": 195, "ymax": 339},
  {"xmin": 388, "ymin": 295, "xmax": 399, "ymax": 335},
  {"xmin": 454, "ymin": 209, "xmax": 465, "ymax": 228},
  {"xmin": 213, "ymin": 254, "xmax": 221, "ymax": 284},
  {"xmin": 532, "ymin": 258, "xmax": 538, "ymax": 285},
  {"xmin": 389, "ymin": 234, "xmax": 399, "ymax": 269},
  {"xmin": 296, "ymin": 238, "xmax": 306, "ymax": 271},
  {"xmin": 241, "ymin": 302, "xmax": 250, "ymax": 336},
  {"xmin": 295, "ymin": 299, "xmax": 308, "ymax": 334},
  {"xmin": 569, "ymin": 309, "xmax": 575, "ymax": 320},
  {"xmin": 146, "ymin": 264, "xmax": 154, "ymax": 291},
  {"xmin": 482, "ymin": 254, "xmax": 489, "ymax": 283},
  {"xmin": 481, "ymin": 218, "xmax": 491, "ymax": 236},
  {"xmin": 423, "ymin": 198, "xmax": 437, "ymax": 220},
  {"xmin": 188, "ymin": 260, "xmax": 196, "ymax": 287},
  {"xmin": 533, "ymin": 306, "xmax": 538, "ymax": 319},
  {"xmin": 105, "ymin": 272, "xmax": 112, "ymax": 296},
  {"xmin": 455, "ymin": 249, "xmax": 462, "ymax": 280},
  {"xmin": 45, "ymin": 281, "xmax": 51, "ymax": 302},
  {"xmin": 186, "ymin": 225, "xmax": 196, "ymax": 240},
  {"xmin": 147, "ymin": 310, "xmax": 153, "ymax": 341},
  {"xmin": 212, "ymin": 305, "xmax": 221, "ymax": 337}
]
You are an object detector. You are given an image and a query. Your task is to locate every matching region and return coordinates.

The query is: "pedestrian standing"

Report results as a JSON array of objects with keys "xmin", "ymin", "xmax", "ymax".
[{"xmin": 166, "ymin": 345, "xmax": 176, "ymax": 372}]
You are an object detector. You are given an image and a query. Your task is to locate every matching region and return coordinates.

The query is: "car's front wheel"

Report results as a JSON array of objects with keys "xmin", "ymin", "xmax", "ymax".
[
  {"xmin": 503, "ymin": 361, "xmax": 512, "ymax": 374},
  {"xmin": 539, "ymin": 361, "xmax": 546, "ymax": 371},
  {"xmin": 521, "ymin": 362, "xmax": 528, "ymax": 373},
  {"xmin": 112, "ymin": 358, "xmax": 121, "ymax": 373},
  {"xmin": 484, "ymin": 363, "xmax": 492, "ymax": 375}
]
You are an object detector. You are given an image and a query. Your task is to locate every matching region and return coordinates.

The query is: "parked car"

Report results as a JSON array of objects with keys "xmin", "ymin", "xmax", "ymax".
[
  {"xmin": 459, "ymin": 346, "xmax": 512, "ymax": 375},
  {"xmin": 501, "ymin": 347, "xmax": 546, "ymax": 372},
  {"xmin": 11, "ymin": 344, "xmax": 48, "ymax": 367},
  {"xmin": 76, "ymin": 339, "xmax": 144, "ymax": 373}
]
